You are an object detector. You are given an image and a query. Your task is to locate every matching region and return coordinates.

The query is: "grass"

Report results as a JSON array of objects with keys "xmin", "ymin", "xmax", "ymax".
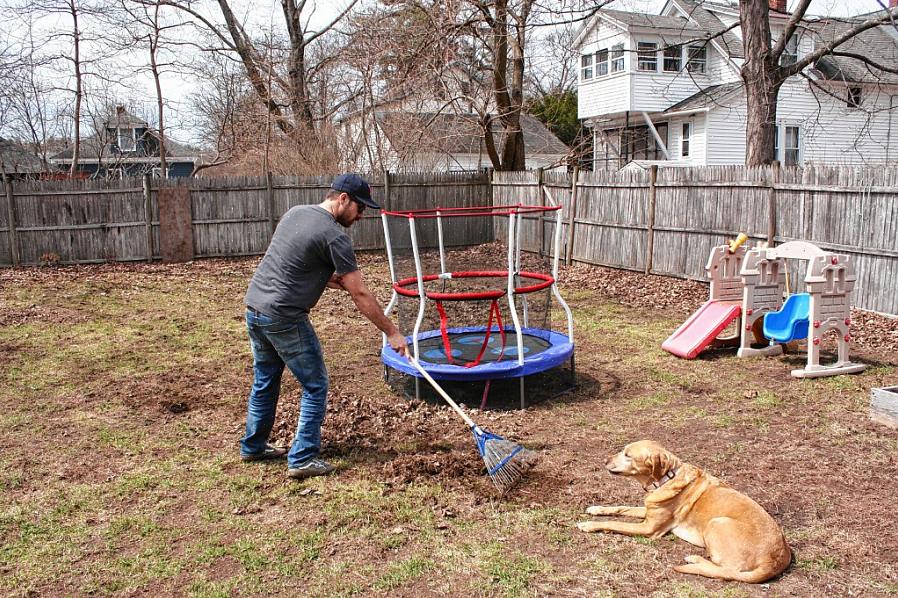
[{"xmin": 2, "ymin": 258, "xmax": 896, "ymax": 596}]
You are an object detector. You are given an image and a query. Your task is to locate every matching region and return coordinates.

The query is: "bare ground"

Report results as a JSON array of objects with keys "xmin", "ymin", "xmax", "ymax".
[{"xmin": 1, "ymin": 244, "xmax": 897, "ymax": 596}]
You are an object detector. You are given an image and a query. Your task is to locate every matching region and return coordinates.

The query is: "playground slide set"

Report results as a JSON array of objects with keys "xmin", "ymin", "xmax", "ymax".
[{"xmin": 662, "ymin": 237, "xmax": 866, "ymax": 379}]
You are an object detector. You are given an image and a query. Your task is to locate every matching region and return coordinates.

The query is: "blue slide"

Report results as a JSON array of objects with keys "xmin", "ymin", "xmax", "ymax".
[{"xmin": 763, "ymin": 293, "xmax": 811, "ymax": 343}]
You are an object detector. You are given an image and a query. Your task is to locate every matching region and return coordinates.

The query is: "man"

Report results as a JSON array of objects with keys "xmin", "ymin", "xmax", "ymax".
[{"xmin": 240, "ymin": 173, "xmax": 409, "ymax": 479}]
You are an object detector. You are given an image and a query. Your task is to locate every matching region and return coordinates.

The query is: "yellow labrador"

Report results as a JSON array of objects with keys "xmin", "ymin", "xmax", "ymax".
[{"xmin": 577, "ymin": 440, "xmax": 791, "ymax": 583}]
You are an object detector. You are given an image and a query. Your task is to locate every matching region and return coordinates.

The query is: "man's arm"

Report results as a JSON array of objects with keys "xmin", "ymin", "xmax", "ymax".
[{"xmin": 336, "ymin": 270, "xmax": 409, "ymax": 357}]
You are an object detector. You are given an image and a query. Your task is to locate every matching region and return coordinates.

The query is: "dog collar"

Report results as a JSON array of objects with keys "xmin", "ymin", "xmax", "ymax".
[{"xmin": 650, "ymin": 467, "xmax": 679, "ymax": 490}]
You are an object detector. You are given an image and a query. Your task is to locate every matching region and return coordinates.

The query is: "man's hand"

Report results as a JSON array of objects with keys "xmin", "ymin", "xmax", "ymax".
[
  {"xmin": 387, "ymin": 330, "xmax": 409, "ymax": 358},
  {"xmin": 326, "ymin": 274, "xmax": 345, "ymax": 290}
]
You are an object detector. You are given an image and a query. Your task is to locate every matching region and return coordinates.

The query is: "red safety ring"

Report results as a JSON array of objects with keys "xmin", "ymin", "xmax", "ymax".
[{"xmin": 393, "ymin": 270, "xmax": 554, "ymax": 300}]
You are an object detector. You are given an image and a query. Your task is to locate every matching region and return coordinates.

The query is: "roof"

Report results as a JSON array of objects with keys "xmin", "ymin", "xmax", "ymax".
[
  {"xmin": 671, "ymin": 0, "xmax": 744, "ymax": 59},
  {"xmin": 105, "ymin": 107, "xmax": 148, "ymax": 128},
  {"xmin": 600, "ymin": 8, "xmax": 702, "ymax": 32},
  {"xmin": 664, "ymin": 82, "xmax": 744, "ymax": 112},
  {"xmin": 0, "ymin": 138, "xmax": 47, "ymax": 174},
  {"xmin": 52, "ymin": 134, "xmax": 201, "ymax": 162},
  {"xmin": 808, "ymin": 19, "xmax": 898, "ymax": 84},
  {"xmin": 374, "ymin": 112, "xmax": 569, "ymax": 157}
]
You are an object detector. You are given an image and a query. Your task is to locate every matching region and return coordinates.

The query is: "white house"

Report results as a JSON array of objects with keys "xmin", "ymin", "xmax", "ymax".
[{"xmin": 574, "ymin": 0, "xmax": 898, "ymax": 168}]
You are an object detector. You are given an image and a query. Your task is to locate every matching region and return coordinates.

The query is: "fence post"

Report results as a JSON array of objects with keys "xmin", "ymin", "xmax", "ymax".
[
  {"xmin": 383, "ymin": 169, "xmax": 392, "ymax": 212},
  {"xmin": 3, "ymin": 173, "xmax": 18, "ymax": 267},
  {"xmin": 645, "ymin": 164, "xmax": 658, "ymax": 274},
  {"xmin": 536, "ymin": 167, "xmax": 545, "ymax": 256},
  {"xmin": 767, "ymin": 162, "xmax": 779, "ymax": 245},
  {"xmin": 143, "ymin": 173, "xmax": 153, "ymax": 263},
  {"xmin": 266, "ymin": 171, "xmax": 276, "ymax": 234},
  {"xmin": 565, "ymin": 166, "xmax": 579, "ymax": 266}
]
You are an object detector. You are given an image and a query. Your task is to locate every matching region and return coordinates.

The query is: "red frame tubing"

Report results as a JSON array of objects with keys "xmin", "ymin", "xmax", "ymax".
[
  {"xmin": 382, "ymin": 204, "xmax": 561, "ymax": 219},
  {"xmin": 393, "ymin": 270, "xmax": 554, "ymax": 300}
]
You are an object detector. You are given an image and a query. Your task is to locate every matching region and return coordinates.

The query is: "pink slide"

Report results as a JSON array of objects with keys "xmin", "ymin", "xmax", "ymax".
[{"xmin": 662, "ymin": 300, "xmax": 742, "ymax": 359}]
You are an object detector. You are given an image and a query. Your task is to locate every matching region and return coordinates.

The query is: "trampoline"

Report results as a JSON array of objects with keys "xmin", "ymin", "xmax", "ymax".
[{"xmin": 379, "ymin": 200, "xmax": 576, "ymax": 408}]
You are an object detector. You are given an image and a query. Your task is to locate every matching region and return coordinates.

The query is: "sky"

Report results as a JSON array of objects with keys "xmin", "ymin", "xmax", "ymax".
[{"xmin": 2, "ymin": 0, "xmax": 894, "ymax": 147}]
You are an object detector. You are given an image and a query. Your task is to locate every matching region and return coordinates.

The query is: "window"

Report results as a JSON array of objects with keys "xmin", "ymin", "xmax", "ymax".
[
  {"xmin": 774, "ymin": 124, "xmax": 801, "ymax": 165},
  {"xmin": 784, "ymin": 125, "xmax": 800, "ymax": 165},
  {"xmin": 847, "ymin": 86, "xmax": 862, "ymax": 108},
  {"xmin": 681, "ymin": 122, "xmax": 691, "ymax": 157},
  {"xmin": 596, "ymin": 48, "xmax": 609, "ymax": 76},
  {"xmin": 580, "ymin": 54, "xmax": 594, "ymax": 80},
  {"xmin": 781, "ymin": 34, "xmax": 798, "ymax": 66},
  {"xmin": 117, "ymin": 127, "xmax": 135, "ymax": 151},
  {"xmin": 687, "ymin": 45, "xmax": 707, "ymax": 74},
  {"xmin": 611, "ymin": 43, "xmax": 625, "ymax": 72},
  {"xmin": 637, "ymin": 41, "xmax": 658, "ymax": 71},
  {"xmin": 664, "ymin": 45, "xmax": 682, "ymax": 72},
  {"xmin": 151, "ymin": 166, "xmax": 168, "ymax": 179}
]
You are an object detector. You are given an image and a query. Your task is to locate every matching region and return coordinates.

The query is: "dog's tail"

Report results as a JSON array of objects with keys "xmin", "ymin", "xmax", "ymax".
[{"xmin": 674, "ymin": 555, "xmax": 784, "ymax": 584}]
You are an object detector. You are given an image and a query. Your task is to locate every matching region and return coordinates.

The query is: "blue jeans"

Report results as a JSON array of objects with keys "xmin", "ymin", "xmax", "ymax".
[{"xmin": 240, "ymin": 309, "xmax": 329, "ymax": 467}]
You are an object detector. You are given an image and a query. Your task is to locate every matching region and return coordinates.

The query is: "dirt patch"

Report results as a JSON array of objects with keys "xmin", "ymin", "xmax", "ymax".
[{"xmin": 3, "ymin": 251, "xmax": 898, "ymax": 595}]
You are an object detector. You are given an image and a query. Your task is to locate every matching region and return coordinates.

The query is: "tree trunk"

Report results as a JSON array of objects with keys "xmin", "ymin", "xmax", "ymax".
[
  {"xmin": 740, "ymin": 0, "xmax": 783, "ymax": 166},
  {"xmin": 69, "ymin": 0, "xmax": 82, "ymax": 176},
  {"xmin": 743, "ymin": 78, "xmax": 781, "ymax": 166}
]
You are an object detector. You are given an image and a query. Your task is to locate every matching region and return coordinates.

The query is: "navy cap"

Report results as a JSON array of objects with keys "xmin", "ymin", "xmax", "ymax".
[{"xmin": 331, "ymin": 173, "xmax": 380, "ymax": 210}]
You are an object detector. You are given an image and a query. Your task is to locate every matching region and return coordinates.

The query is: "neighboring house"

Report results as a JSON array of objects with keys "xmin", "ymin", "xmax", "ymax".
[
  {"xmin": 341, "ymin": 108, "xmax": 570, "ymax": 173},
  {"xmin": 51, "ymin": 106, "xmax": 202, "ymax": 178},
  {"xmin": 574, "ymin": 0, "xmax": 898, "ymax": 168},
  {"xmin": 0, "ymin": 138, "xmax": 52, "ymax": 179}
]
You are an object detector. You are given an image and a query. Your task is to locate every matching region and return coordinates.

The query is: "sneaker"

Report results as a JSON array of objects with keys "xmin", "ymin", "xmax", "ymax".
[
  {"xmin": 287, "ymin": 458, "xmax": 336, "ymax": 479},
  {"xmin": 240, "ymin": 444, "xmax": 287, "ymax": 462}
]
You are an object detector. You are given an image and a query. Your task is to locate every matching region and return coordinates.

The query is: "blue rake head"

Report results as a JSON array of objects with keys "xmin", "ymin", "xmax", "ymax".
[{"xmin": 470, "ymin": 425, "xmax": 526, "ymax": 476}]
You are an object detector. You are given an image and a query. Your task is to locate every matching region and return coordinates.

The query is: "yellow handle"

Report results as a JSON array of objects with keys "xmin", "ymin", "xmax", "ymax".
[{"xmin": 728, "ymin": 233, "xmax": 748, "ymax": 253}]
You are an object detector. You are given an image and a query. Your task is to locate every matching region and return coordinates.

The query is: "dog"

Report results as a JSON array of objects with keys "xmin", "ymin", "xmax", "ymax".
[{"xmin": 577, "ymin": 440, "xmax": 791, "ymax": 583}]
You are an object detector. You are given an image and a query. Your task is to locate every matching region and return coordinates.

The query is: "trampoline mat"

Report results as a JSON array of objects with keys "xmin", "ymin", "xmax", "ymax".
[{"xmin": 417, "ymin": 331, "xmax": 551, "ymax": 364}]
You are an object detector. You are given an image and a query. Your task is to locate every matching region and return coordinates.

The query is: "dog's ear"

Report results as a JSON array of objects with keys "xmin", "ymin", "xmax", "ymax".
[{"xmin": 648, "ymin": 450, "xmax": 671, "ymax": 481}]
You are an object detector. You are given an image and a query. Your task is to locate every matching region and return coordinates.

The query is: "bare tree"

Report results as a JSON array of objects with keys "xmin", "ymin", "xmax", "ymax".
[
  {"xmin": 162, "ymin": 0, "xmax": 358, "ymax": 163},
  {"xmin": 104, "ymin": 0, "xmax": 187, "ymax": 173}
]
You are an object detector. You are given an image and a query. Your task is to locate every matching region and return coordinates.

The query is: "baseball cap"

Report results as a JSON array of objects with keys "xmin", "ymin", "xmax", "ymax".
[{"xmin": 331, "ymin": 173, "xmax": 380, "ymax": 210}]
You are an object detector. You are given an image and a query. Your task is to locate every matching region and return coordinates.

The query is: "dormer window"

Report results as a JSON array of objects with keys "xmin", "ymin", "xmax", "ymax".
[
  {"xmin": 117, "ymin": 128, "xmax": 135, "ymax": 151},
  {"xmin": 581, "ymin": 54, "xmax": 594, "ymax": 80},
  {"xmin": 637, "ymin": 42, "xmax": 658, "ymax": 71},
  {"xmin": 611, "ymin": 43, "xmax": 625, "ymax": 73},
  {"xmin": 596, "ymin": 48, "xmax": 609, "ymax": 76},
  {"xmin": 687, "ymin": 45, "xmax": 707, "ymax": 74},
  {"xmin": 663, "ymin": 45, "xmax": 682, "ymax": 72},
  {"xmin": 780, "ymin": 34, "xmax": 798, "ymax": 66}
]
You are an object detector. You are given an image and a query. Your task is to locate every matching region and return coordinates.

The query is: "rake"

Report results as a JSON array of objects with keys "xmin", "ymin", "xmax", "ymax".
[{"xmin": 409, "ymin": 358, "xmax": 539, "ymax": 495}]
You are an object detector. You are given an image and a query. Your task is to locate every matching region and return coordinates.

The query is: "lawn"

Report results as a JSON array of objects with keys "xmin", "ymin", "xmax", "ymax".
[{"xmin": 1, "ymin": 246, "xmax": 897, "ymax": 597}]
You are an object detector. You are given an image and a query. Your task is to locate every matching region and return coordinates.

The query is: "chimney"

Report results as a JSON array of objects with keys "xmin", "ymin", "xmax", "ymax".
[
  {"xmin": 115, "ymin": 105, "xmax": 125, "ymax": 116},
  {"xmin": 769, "ymin": 0, "xmax": 787, "ymax": 11}
]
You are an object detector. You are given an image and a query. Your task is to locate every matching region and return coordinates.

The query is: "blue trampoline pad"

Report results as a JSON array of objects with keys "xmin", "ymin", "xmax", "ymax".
[{"xmin": 382, "ymin": 326, "xmax": 574, "ymax": 381}]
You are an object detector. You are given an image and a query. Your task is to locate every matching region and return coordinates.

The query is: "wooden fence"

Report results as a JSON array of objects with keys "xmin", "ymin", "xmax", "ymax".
[
  {"xmin": 0, "ymin": 171, "xmax": 492, "ymax": 265},
  {"xmin": 2, "ymin": 166, "xmax": 896, "ymax": 315},
  {"xmin": 493, "ymin": 165, "xmax": 898, "ymax": 316}
]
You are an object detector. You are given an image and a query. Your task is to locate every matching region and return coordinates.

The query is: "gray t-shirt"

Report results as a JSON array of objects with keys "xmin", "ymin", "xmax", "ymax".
[{"xmin": 245, "ymin": 205, "xmax": 358, "ymax": 320}]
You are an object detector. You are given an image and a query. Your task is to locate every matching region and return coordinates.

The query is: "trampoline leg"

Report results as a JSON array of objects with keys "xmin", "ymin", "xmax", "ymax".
[
  {"xmin": 520, "ymin": 377, "xmax": 526, "ymax": 410},
  {"xmin": 415, "ymin": 376, "xmax": 421, "ymax": 402},
  {"xmin": 570, "ymin": 354, "xmax": 576, "ymax": 387}
]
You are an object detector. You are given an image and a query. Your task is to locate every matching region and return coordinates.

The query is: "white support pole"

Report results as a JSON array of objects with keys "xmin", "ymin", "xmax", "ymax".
[
  {"xmin": 436, "ymin": 210, "xmax": 447, "ymax": 275},
  {"xmin": 506, "ymin": 212, "xmax": 525, "ymax": 365},
  {"xmin": 381, "ymin": 212, "xmax": 400, "ymax": 349},
  {"xmin": 552, "ymin": 207, "xmax": 575, "ymax": 343},
  {"xmin": 409, "ymin": 217, "xmax": 427, "ymax": 362},
  {"xmin": 514, "ymin": 204, "xmax": 529, "ymax": 327}
]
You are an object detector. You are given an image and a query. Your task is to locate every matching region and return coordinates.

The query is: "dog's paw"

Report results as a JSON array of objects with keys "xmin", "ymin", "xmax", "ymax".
[
  {"xmin": 585, "ymin": 506, "xmax": 605, "ymax": 516},
  {"xmin": 576, "ymin": 521, "xmax": 599, "ymax": 533},
  {"xmin": 683, "ymin": 555, "xmax": 703, "ymax": 564}
]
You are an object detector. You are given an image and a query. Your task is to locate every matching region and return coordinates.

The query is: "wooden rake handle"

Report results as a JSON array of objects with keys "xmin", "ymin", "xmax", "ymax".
[{"xmin": 408, "ymin": 357, "xmax": 476, "ymax": 429}]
